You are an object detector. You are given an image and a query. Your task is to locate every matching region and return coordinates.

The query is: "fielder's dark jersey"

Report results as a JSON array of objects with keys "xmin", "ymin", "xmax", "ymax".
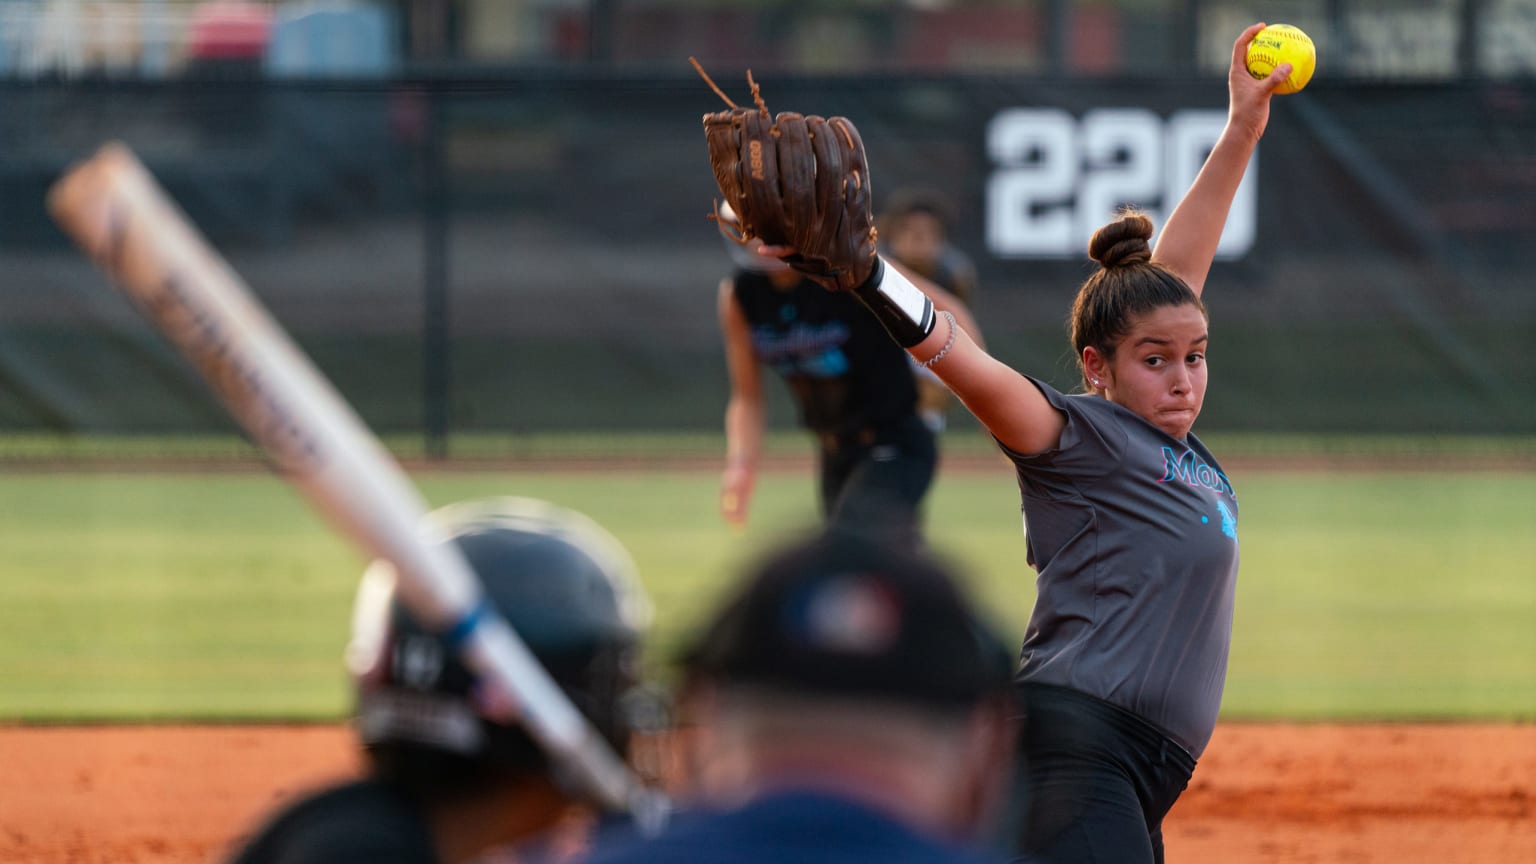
[
  {"xmin": 585, "ymin": 790, "xmax": 1002, "ymax": 864},
  {"xmin": 732, "ymin": 271, "xmax": 917, "ymax": 441},
  {"xmin": 226, "ymin": 779, "xmax": 437, "ymax": 864},
  {"xmin": 1003, "ymin": 377, "xmax": 1240, "ymax": 758}
]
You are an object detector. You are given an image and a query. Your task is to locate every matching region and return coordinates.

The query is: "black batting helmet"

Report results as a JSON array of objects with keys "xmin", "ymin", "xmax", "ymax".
[{"xmin": 345, "ymin": 497, "xmax": 652, "ymax": 796}]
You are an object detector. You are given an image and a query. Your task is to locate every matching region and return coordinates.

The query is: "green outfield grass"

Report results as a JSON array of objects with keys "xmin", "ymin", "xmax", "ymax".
[{"xmin": 1, "ymin": 463, "xmax": 1533, "ymax": 722}]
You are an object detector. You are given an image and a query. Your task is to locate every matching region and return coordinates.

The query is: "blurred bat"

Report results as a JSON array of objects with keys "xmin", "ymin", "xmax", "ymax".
[{"xmin": 47, "ymin": 142, "xmax": 666, "ymax": 829}]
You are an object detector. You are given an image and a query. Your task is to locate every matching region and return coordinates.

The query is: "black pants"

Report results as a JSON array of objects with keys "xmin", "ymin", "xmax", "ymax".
[
  {"xmin": 818, "ymin": 416, "xmax": 936, "ymax": 542},
  {"xmin": 1007, "ymin": 683, "xmax": 1197, "ymax": 864}
]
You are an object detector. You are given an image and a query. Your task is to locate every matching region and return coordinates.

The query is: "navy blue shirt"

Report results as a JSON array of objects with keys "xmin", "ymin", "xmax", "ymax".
[{"xmin": 586, "ymin": 790, "xmax": 1000, "ymax": 864}]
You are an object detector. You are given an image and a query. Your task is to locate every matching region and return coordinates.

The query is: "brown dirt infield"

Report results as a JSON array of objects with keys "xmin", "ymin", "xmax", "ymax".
[{"xmin": 1, "ymin": 722, "xmax": 1532, "ymax": 864}]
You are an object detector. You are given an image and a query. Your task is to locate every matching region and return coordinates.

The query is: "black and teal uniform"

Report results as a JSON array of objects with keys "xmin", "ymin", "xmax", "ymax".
[{"xmin": 733, "ymin": 269, "xmax": 936, "ymax": 537}]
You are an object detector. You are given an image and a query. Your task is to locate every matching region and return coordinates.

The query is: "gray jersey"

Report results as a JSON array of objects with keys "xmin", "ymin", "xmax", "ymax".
[{"xmin": 1003, "ymin": 377, "xmax": 1239, "ymax": 758}]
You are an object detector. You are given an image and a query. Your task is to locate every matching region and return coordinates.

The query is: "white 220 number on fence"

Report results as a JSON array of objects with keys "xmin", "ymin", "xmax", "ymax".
[{"xmin": 986, "ymin": 108, "xmax": 1257, "ymax": 260}]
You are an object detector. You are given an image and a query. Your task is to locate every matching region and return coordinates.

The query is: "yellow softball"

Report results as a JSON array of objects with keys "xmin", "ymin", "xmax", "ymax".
[{"xmin": 1246, "ymin": 23, "xmax": 1315, "ymax": 95}]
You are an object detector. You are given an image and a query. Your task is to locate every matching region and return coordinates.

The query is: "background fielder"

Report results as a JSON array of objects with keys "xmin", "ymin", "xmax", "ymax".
[
  {"xmin": 878, "ymin": 190, "xmax": 981, "ymax": 435},
  {"xmin": 715, "ymin": 203, "xmax": 978, "ymax": 544}
]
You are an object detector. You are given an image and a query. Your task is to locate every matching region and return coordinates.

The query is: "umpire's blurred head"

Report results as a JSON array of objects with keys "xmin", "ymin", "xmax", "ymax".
[
  {"xmin": 680, "ymin": 529, "xmax": 1013, "ymax": 708},
  {"xmin": 674, "ymin": 529, "xmax": 1016, "ymax": 840}
]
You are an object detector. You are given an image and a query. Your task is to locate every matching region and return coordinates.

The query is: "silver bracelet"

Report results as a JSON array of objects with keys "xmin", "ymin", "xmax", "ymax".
[{"xmin": 920, "ymin": 311, "xmax": 958, "ymax": 368}]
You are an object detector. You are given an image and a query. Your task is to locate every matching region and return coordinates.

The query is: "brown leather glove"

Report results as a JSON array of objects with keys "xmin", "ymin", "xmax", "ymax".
[{"xmin": 698, "ymin": 66, "xmax": 879, "ymax": 292}]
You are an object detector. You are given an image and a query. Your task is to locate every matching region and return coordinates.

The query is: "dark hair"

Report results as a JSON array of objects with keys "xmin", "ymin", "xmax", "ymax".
[{"xmin": 1070, "ymin": 212, "xmax": 1206, "ymax": 394}]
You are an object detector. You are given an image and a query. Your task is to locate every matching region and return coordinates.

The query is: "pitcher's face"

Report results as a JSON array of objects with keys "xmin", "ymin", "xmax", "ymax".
[{"xmin": 1092, "ymin": 303, "xmax": 1209, "ymax": 439}]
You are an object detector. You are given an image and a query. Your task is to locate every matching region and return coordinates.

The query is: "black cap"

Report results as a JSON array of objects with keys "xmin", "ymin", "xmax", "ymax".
[{"xmin": 680, "ymin": 531, "xmax": 1015, "ymax": 708}]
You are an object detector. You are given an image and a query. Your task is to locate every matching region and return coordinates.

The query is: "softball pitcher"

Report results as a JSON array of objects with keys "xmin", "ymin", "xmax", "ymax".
[{"xmin": 699, "ymin": 22, "xmax": 1292, "ymax": 863}]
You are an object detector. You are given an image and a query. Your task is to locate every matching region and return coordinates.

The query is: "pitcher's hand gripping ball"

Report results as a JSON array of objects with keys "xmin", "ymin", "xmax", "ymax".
[
  {"xmin": 692, "ymin": 58, "xmax": 879, "ymax": 292},
  {"xmin": 1247, "ymin": 23, "xmax": 1315, "ymax": 94}
]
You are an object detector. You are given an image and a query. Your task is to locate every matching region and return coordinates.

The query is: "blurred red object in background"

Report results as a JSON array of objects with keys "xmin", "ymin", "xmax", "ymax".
[{"xmin": 187, "ymin": 0, "xmax": 273, "ymax": 61}]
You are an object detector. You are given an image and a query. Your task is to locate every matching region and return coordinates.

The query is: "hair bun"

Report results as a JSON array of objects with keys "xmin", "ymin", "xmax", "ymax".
[{"xmin": 1088, "ymin": 212, "xmax": 1154, "ymax": 268}]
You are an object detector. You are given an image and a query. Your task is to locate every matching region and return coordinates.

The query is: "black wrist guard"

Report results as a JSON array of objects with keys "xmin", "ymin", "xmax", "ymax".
[{"xmin": 852, "ymin": 258, "xmax": 936, "ymax": 348}]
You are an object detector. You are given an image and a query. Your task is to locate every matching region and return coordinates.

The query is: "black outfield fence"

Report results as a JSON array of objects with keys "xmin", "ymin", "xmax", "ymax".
[{"xmin": 1, "ymin": 74, "xmax": 1532, "ymax": 456}]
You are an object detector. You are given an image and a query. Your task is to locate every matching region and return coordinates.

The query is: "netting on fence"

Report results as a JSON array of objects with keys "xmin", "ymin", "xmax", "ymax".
[{"xmin": 2, "ymin": 76, "xmax": 1532, "ymax": 461}]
